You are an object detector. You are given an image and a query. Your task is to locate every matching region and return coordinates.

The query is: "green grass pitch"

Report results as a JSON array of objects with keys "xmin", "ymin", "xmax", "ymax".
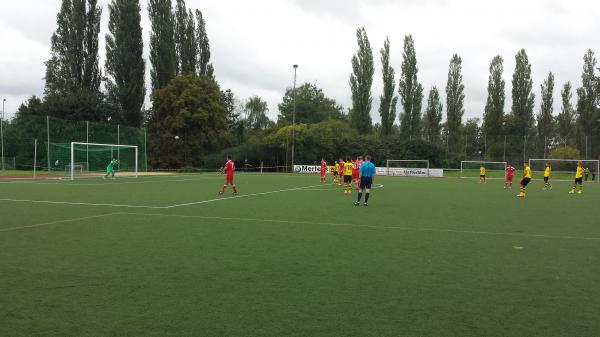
[{"xmin": 1, "ymin": 173, "xmax": 599, "ymax": 337}]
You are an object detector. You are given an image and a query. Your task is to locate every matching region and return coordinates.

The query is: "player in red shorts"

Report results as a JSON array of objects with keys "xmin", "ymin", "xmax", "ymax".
[
  {"xmin": 353, "ymin": 156, "xmax": 363, "ymax": 189},
  {"xmin": 219, "ymin": 155, "xmax": 238, "ymax": 195},
  {"xmin": 504, "ymin": 164, "xmax": 516, "ymax": 189},
  {"xmin": 320, "ymin": 158, "xmax": 327, "ymax": 183}
]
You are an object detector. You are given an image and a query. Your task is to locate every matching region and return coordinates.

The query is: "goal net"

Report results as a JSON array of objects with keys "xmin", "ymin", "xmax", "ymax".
[
  {"xmin": 385, "ymin": 160, "xmax": 431, "ymax": 177},
  {"xmin": 460, "ymin": 161, "xmax": 507, "ymax": 179},
  {"xmin": 528, "ymin": 159, "xmax": 599, "ymax": 182},
  {"xmin": 49, "ymin": 142, "xmax": 138, "ymax": 180}
]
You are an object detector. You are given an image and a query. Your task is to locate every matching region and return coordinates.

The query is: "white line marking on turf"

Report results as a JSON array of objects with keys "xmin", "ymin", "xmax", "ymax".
[
  {"xmin": 117, "ymin": 212, "xmax": 600, "ymax": 241},
  {"xmin": 0, "ymin": 176, "xmax": 221, "ymax": 186},
  {"xmin": 0, "ymin": 213, "xmax": 120, "ymax": 232},
  {"xmin": 163, "ymin": 184, "xmax": 326, "ymax": 208},
  {"xmin": 0, "ymin": 198, "xmax": 162, "ymax": 209}
]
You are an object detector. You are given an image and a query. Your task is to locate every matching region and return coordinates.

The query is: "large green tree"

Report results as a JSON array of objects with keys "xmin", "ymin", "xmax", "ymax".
[
  {"xmin": 482, "ymin": 55, "xmax": 505, "ymax": 159},
  {"xmin": 349, "ymin": 27, "xmax": 374, "ymax": 133},
  {"xmin": 423, "ymin": 87, "xmax": 443, "ymax": 143},
  {"xmin": 147, "ymin": 74, "xmax": 227, "ymax": 168},
  {"xmin": 149, "ymin": 0, "xmax": 177, "ymax": 92},
  {"xmin": 45, "ymin": 0, "xmax": 102, "ymax": 95},
  {"xmin": 398, "ymin": 35, "xmax": 423, "ymax": 140},
  {"xmin": 557, "ymin": 82, "xmax": 575, "ymax": 146},
  {"xmin": 278, "ymin": 82, "xmax": 344, "ymax": 124},
  {"xmin": 575, "ymin": 49, "xmax": 598, "ymax": 157},
  {"xmin": 378, "ymin": 37, "xmax": 397, "ymax": 136},
  {"xmin": 105, "ymin": 0, "xmax": 145, "ymax": 127},
  {"xmin": 445, "ymin": 54, "xmax": 465, "ymax": 154},
  {"xmin": 195, "ymin": 9, "xmax": 214, "ymax": 78},
  {"xmin": 536, "ymin": 72, "xmax": 555, "ymax": 157}
]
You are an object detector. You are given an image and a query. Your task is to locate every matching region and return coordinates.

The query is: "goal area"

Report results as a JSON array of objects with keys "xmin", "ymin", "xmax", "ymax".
[
  {"xmin": 49, "ymin": 142, "xmax": 138, "ymax": 180},
  {"xmin": 385, "ymin": 160, "xmax": 431, "ymax": 177},
  {"xmin": 460, "ymin": 161, "xmax": 507, "ymax": 179},
  {"xmin": 528, "ymin": 159, "xmax": 599, "ymax": 182}
]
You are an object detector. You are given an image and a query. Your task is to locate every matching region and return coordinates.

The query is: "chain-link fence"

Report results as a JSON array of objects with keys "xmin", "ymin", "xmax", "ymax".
[{"xmin": 0, "ymin": 114, "xmax": 146, "ymax": 178}]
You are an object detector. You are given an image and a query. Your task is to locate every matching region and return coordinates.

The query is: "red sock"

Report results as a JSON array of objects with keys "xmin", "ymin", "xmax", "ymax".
[
  {"xmin": 221, "ymin": 185, "xmax": 227, "ymax": 193},
  {"xmin": 233, "ymin": 185, "xmax": 237, "ymax": 193}
]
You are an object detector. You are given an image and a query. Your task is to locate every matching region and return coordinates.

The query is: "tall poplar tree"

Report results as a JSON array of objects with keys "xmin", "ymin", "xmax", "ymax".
[
  {"xmin": 575, "ymin": 49, "xmax": 597, "ymax": 156},
  {"xmin": 510, "ymin": 49, "xmax": 535, "ymax": 137},
  {"xmin": 557, "ymin": 82, "xmax": 575, "ymax": 146},
  {"xmin": 398, "ymin": 35, "xmax": 423, "ymax": 140},
  {"xmin": 536, "ymin": 72, "xmax": 555, "ymax": 157},
  {"xmin": 195, "ymin": 9, "xmax": 214, "ymax": 77},
  {"xmin": 482, "ymin": 55, "xmax": 505, "ymax": 159},
  {"xmin": 45, "ymin": 0, "xmax": 102, "ymax": 95},
  {"xmin": 174, "ymin": 0, "xmax": 197, "ymax": 75},
  {"xmin": 149, "ymin": 0, "xmax": 177, "ymax": 92},
  {"xmin": 349, "ymin": 27, "xmax": 373, "ymax": 133},
  {"xmin": 105, "ymin": 0, "xmax": 145, "ymax": 127},
  {"xmin": 378, "ymin": 37, "xmax": 397, "ymax": 136},
  {"xmin": 423, "ymin": 87, "xmax": 443, "ymax": 143},
  {"xmin": 445, "ymin": 54, "xmax": 465, "ymax": 154}
]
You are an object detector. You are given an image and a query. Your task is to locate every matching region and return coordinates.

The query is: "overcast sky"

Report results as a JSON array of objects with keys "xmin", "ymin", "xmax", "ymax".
[{"xmin": 1, "ymin": 0, "xmax": 599, "ymax": 123}]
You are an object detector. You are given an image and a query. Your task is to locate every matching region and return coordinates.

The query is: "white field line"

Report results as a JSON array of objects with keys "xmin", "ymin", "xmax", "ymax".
[
  {"xmin": 0, "ymin": 184, "xmax": 329, "ymax": 210},
  {"xmin": 0, "ymin": 176, "xmax": 221, "ymax": 186},
  {"xmin": 118, "ymin": 212, "xmax": 600, "ymax": 241},
  {"xmin": 0, "ymin": 212, "xmax": 120, "ymax": 232},
  {"xmin": 164, "ymin": 184, "xmax": 326, "ymax": 208}
]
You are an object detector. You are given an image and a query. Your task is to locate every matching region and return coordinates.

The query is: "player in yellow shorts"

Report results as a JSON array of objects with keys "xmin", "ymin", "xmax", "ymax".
[
  {"xmin": 343, "ymin": 157, "xmax": 354, "ymax": 195},
  {"xmin": 517, "ymin": 162, "xmax": 532, "ymax": 198},
  {"xmin": 569, "ymin": 161, "xmax": 584, "ymax": 194},
  {"xmin": 479, "ymin": 165, "xmax": 486, "ymax": 184},
  {"xmin": 543, "ymin": 163, "xmax": 552, "ymax": 190}
]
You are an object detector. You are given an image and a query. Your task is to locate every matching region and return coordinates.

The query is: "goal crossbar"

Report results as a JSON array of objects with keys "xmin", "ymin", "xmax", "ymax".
[{"xmin": 70, "ymin": 142, "xmax": 138, "ymax": 180}]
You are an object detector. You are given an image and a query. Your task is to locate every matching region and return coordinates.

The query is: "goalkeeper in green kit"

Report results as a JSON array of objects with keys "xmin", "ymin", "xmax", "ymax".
[{"xmin": 104, "ymin": 158, "xmax": 119, "ymax": 179}]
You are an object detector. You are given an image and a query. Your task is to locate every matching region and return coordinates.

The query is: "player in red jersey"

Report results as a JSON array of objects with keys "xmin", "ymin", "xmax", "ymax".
[
  {"xmin": 504, "ymin": 164, "xmax": 516, "ymax": 189},
  {"xmin": 338, "ymin": 157, "xmax": 345, "ymax": 185},
  {"xmin": 320, "ymin": 158, "xmax": 328, "ymax": 183},
  {"xmin": 353, "ymin": 156, "xmax": 363, "ymax": 189},
  {"xmin": 219, "ymin": 155, "xmax": 238, "ymax": 195}
]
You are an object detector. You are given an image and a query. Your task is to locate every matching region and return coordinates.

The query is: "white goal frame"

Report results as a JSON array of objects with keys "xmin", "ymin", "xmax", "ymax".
[
  {"xmin": 528, "ymin": 158, "xmax": 600, "ymax": 183},
  {"xmin": 460, "ymin": 161, "xmax": 507, "ymax": 179},
  {"xmin": 386, "ymin": 160, "xmax": 430, "ymax": 177},
  {"xmin": 70, "ymin": 142, "xmax": 138, "ymax": 180}
]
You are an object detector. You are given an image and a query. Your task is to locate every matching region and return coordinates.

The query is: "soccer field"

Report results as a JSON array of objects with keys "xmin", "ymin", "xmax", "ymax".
[{"xmin": 1, "ymin": 173, "xmax": 599, "ymax": 337}]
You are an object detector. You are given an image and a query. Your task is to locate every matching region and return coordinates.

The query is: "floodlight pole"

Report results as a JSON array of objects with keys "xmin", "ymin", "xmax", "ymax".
[
  {"xmin": 1, "ymin": 98, "xmax": 6, "ymax": 170},
  {"xmin": 291, "ymin": 64, "xmax": 298, "ymax": 173}
]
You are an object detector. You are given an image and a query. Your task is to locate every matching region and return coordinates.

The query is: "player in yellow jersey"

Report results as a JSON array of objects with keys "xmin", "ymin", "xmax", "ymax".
[
  {"xmin": 479, "ymin": 165, "xmax": 486, "ymax": 184},
  {"xmin": 569, "ymin": 161, "xmax": 584, "ymax": 194},
  {"xmin": 343, "ymin": 156, "xmax": 354, "ymax": 195},
  {"xmin": 517, "ymin": 162, "xmax": 532, "ymax": 198},
  {"xmin": 333, "ymin": 162, "xmax": 340, "ymax": 184},
  {"xmin": 542, "ymin": 163, "xmax": 552, "ymax": 190}
]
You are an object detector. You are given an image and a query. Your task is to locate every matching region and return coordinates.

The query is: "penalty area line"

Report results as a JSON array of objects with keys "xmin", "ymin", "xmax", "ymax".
[{"xmin": 0, "ymin": 212, "xmax": 121, "ymax": 232}]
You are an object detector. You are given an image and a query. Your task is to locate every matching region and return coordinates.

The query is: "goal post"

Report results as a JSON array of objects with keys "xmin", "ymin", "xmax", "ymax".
[
  {"xmin": 528, "ymin": 158, "xmax": 599, "ymax": 182},
  {"xmin": 59, "ymin": 142, "xmax": 138, "ymax": 180},
  {"xmin": 386, "ymin": 160, "xmax": 430, "ymax": 177},
  {"xmin": 460, "ymin": 161, "xmax": 507, "ymax": 179}
]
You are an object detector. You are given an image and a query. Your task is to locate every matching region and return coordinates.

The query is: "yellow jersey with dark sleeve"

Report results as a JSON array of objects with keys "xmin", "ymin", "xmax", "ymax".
[
  {"xmin": 344, "ymin": 161, "xmax": 354, "ymax": 176},
  {"xmin": 544, "ymin": 167, "xmax": 551, "ymax": 177},
  {"xmin": 335, "ymin": 163, "xmax": 339, "ymax": 173},
  {"xmin": 480, "ymin": 167, "xmax": 486, "ymax": 176},
  {"xmin": 524, "ymin": 166, "xmax": 532, "ymax": 178},
  {"xmin": 576, "ymin": 166, "xmax": 584, "ymax": 178}
]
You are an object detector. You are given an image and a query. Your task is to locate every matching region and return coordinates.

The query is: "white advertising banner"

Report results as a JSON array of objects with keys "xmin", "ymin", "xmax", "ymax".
[{"xmin": 294, "ymin": 165, "xmax": 444, "ymax": 177}]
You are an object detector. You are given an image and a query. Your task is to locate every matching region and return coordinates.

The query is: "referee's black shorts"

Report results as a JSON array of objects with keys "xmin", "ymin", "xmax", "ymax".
[{"xmin": 360, "ymin": 176, "xmax": 373, "ymax": 189}]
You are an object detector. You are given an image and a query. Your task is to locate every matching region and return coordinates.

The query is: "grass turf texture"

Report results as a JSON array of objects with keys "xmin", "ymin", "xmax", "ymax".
[{"xmin": 1, "ymin": 173, "xmax": 599, "ymax": 337}]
